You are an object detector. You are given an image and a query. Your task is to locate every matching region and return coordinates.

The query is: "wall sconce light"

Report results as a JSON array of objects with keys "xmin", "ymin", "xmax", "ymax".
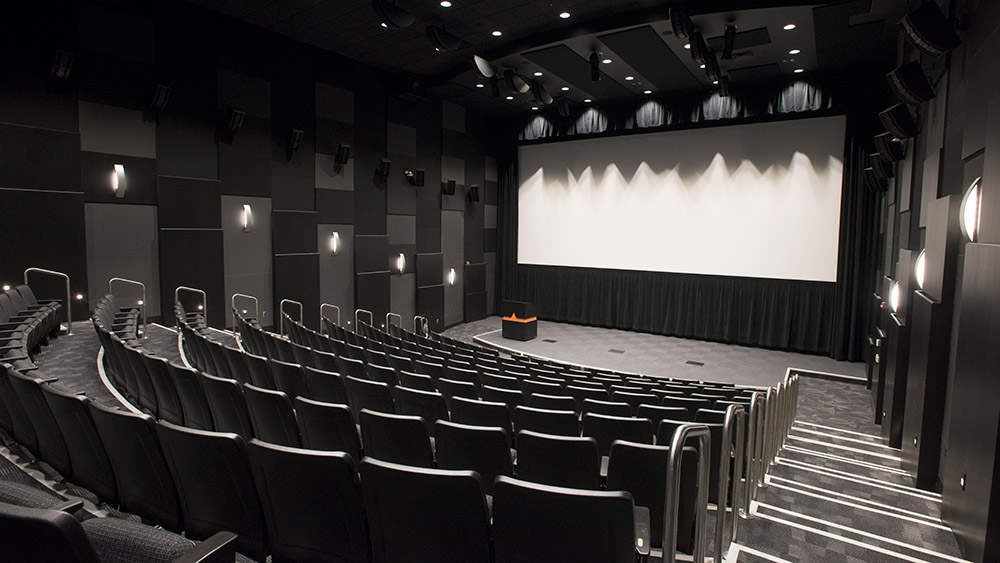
[
  {"xmin": 960, "ymin": 177, "xmax": 982, "ymax": 242},
  {"xmin": 447, "ymin": 268, "xmax": 456, "ymax": 286},
  {"xmin": 242, "ymin": 204, "xmax": 253, "ymax": 233},
  {"xmin": 889, "ymin": 280, "xmax": 901, "ymax": 313},
  {"xmin": 914, "ymin": 249, "xmax": 926, "ymax": 289},
  {"xmin": 396, "ymin": 253, "xmax": 406, "ymax": 273},
  {"xmin": 330, "ymin": 232, "xmax": 341, "ymax": 255},
  {"xmin": 112, "ymin": 164, "xmax": 126, "ymax": 198}
]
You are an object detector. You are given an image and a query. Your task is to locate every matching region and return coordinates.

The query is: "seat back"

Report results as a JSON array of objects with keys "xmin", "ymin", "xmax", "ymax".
[
  {"xmin": 301, "ymin": 367, "xmax": 349, "ymax": 404},
  {"xmin": 694, "ymin": 408, "xmax": 727, "ymax": 423},
  {"xmin": 139, "ymin": 351, "xmax": 183, "ymax": 425},
  {"xmin": 336, "ymin": 356, "xmax": 367, "ymax": 380},
  {"xmin": 198, "ymin": 372, "xmax": 254, "ymax": 439},
  {"xmin": 527, "ymin": 392, "xmax": 577, "ymax": 412},
  {"xmin": 397, "ymin": 370, "xmax": 435, "ymax": 391},
  {"xmin": 155, "ymin": 421, "xmax": 267, "ymax": 561},
  {"xmin": 221, "ymin": 344, "xmax": 252, "ymax": 386},
  {"xmin": 515, "ymin": 430, "xmax": 600, "ymax": 489},
  {"xmin": 165, "ymin": 361, "xmax": 214, "ymax": 431},
  {"xmin": 39, "ymin": 385, "xmax": 117, "ymax": 503},
  {"xmin": 293, "ymin": 397, "xmax": 361, "ymax": 459},
  {"xmin": 582, "ymin": 413, "xmax": 654, "ymax": 456},
  {"xmin": 344, "ymin": 376, "xmax": 394, "ymax": 417},
  {"xmin": 513, "ymin": 405, "xmax": 579, "ymax": 437},
  {"xmin": 268, "ymin": 359, "xmax": 309, "ymax": 401},
  {"xmin": 392, "ymin": 386, "xmax": 449, "ymax": 436},
  {"xmin": 360, "ymin": 458, "xmax": 491, "ymax": 563},
  {"xmin": 637, "ymin": 404, "xmax": 691, "ymax": 425},
  {"xmin": 434, "ymin": 421, "xmax": 512, "ymax": 495},
  {"xmin": 581, "ymin": 398, "xmax": 633, "ymax": 417},
  {"xmin": 611, "ymin": 391, "xmax": 658, "ymax": 415},
  {"xmin": 365, "ymin": 363, "xmax": 398, "ymax": 387},
  {"xmin": 243, "ymin": 352, "xmax": 276, "ymax": 389},
  {"xmin": 492, "ymin": 476, "xmax": 637, "ymax": 563},
  {"xmin": 243, "ymin": 384, "xmax": 300, "ymax": 447},
  {"xmin": 436, "ymin": 377, "xmax": 478, "ymax": 409},
  {"xmin": 359, "ymin": 409, "xmax": 434, "ymax": 468},
  {"xmin": 7, "ymin": 370, "xmax": 72, "ymax": 478},
  {"xmin": 88, "ymin": 402, "xmax": 182, "ymax": 531},
  {"xmin": 247, "ymin": 441, "xmax": 368, "ymax": 563},
  {"xmin": 123, "ymin": 344, "xmax": 159, "ymax": 416},
  {"xmin": 449, "ymin": 396, "xmax": 512, "ymax": 434}
]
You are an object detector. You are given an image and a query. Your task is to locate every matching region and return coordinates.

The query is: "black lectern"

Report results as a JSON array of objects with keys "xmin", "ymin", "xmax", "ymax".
[{"xmin": 502, "ymin": 300, "xmax": 537, "ymax": 341}]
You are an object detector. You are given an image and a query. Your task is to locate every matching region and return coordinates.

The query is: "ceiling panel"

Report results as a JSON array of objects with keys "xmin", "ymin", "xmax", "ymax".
[
  {"xmin": 522, "ymin": 44, "xmax": 634, "ymax": 101},
  {"xmin": 599, "ymin": 26, "xmax": 701, "ymax": 93}
]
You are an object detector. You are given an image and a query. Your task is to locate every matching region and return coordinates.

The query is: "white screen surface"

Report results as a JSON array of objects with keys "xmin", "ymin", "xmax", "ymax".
[{"xmin": 517, "ymin": 115, "xmax": 846, "ymax": 282}]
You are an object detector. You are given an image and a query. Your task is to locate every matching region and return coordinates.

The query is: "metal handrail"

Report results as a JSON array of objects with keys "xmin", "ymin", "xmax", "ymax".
[
  {"xmin": 413, "ymin": 315, "xmax": 428, "ymax": 335},
  {"xmin": 24, "ymin": 268, "xmax": 73, "ymax": 335},
  {"xmin": 279, "ymin": 299, "xmax": 303, "ymax": 337},
  {"xmin": 109, "ymin": 277, "xmax": 146, "ymax": 340},
  {"xmin": 730, "ymin": 405, "xmax": 746, "ymax": 543},
  {"xmin": 355, "ymin": 308, "xmax": 373, "ymax": 330},
  {"xmin": 174, "ymin": 286, "xmax": 206, "ymax": 328},
  {"xmin": 714, "ymin": 404, "xmax": 746, "ymax": 561},
  {"xmin": 744, "ymin": 392, "xmax": 764, "ymax": 514},
  {"xmin": 664, "ymin": 424, "xmax": 711, "ymax": 563},
  {"xmin": 320, "ymin": 303, "xmax": 341, "ymax": 334},
  {"xmin": 385, "ymin": 312, "xmax": 402, "ymax": 330},
  {"xmin": 231, "ymin": 293, "xmax": 259, "ymax": 328}
]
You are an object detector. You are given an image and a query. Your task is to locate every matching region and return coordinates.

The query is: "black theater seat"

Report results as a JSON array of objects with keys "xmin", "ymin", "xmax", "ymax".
[
  {"xmin": 198, "ymin": 371, "xmax": 254, "ymax": 440},
  {"xmin": 449, "ymin": 396, "xmax": 513, "ymax": 434},
  {"xmin": 392, "ymin": 386, "xmax": 450, "ymax": 436},
  {"xmin": 359, "ymin": 409, "xmax": 435, "ymax": 468},
  {"xmin": 293, "ymin": 397, "xmax": 362, "ymax": 460},
  {"xmin": 515, "ymin": 430, "xmax": 601, "ymax": 490},
  {"xmin": 7, "ymin": 369, "xmax": 73, "ymax": 478},
  {"xmin": 242, "ymin": 383, "xmax": 300, "ymax": 447},
  {"xmin": 582, "ymin": 413, "xmax": 655, "ymax": 456},
  {"xmin": 301, "ymin": 366, "xmax": 349, "ymax": 404},
  {"xmin": 513, "ymin": 405, "xmax": 579, "ymax": 437},
  {"xmin": 434, "ymin": 420, "xmax": 513, "ymax": 495},
  {"xmin": 165, "ymin": 361, "xmax": 214, "ymax": 431}
]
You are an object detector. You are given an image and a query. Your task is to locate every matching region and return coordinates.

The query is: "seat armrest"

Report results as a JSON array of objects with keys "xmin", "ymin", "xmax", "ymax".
[
  {"xmin": 55, "ymin": 500, "xmax": 86, "ymax": 514},
  {"xmin": 600, "ymin": 455, "xmax": 609, "ymax": 479},
  {"xmin": 633, "ymin": 505, "xmax": 651, "ymax": 558},
  {"xmin": 171, "ymin": 531, "xmax": 238, "ymax": 563}
]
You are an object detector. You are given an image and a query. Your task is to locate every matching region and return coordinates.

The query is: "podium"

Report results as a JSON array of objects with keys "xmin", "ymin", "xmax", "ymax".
[{"xmin": 502, "ymin": 301, "xmax": 537, "ymax": 341}]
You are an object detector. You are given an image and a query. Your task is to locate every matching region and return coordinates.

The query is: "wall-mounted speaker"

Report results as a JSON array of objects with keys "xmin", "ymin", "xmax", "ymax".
[
  {"xmin": 864, "ymin": 167, "xmax": 888, "ymax": 193},
  {"xmin": 223, "ymin": 107, "xmax": 245, "ymax": 136},
  {"xmin": 869, "ymin": 153, "xmax": 894, "ymax": 179},
  {"xmin": 336, "ymin": 144, "xmax": 351, "ymax": 164},
  {"xmin": 378, "ymin": 158, "xmax": 391, "ymax": 179},
  {"xmin": 879, "ymin": 104, "xmax": 920, "ymax": 139},
  {"xmin": 405, "ymin": 169, "xmax": 425, "ymax": 186},
  {"xmin": 557, "ymin": 98, "xmax": 571, "ymax": 117},
  {"xmin": 287, "ymin": 129, "xmax": 304, "ymax": 151},
  {"xmin": 874, "ymin": 133, "xmax": 906, "ymax": 162},
  {"xmin": 150, "ymin": 84, "xmax": 171, "ymax": 112},
  {"xmin": 50, "ymin": 49, "xmax": 74, "ymax": 81},
  {"xmin": 468, "ymin": 184, "xmax": 480, "ymax": 202},
  {"xmin": 443, "ymin": 179, "xmax": 456, "ymax": 195},
  {"xmin": 688, "ymin": 30, "xmax": 708, "ymax": 64},
  {"xmin": 887, "ymin": 61, "xmax": 935, "ymax": 105},
  {"xmin": 721, "ymin": 24, "xmax": 737, "ymax": 60},
  {"xmin": 899, "ymin": 2, "xmax": 960, "ymax": 57},
  {"xmin": 718, "ymin": 75, "xmax": 730, "ymax": 97}
]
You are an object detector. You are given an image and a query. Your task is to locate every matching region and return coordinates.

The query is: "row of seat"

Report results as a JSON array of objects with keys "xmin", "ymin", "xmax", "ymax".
[{"xmin": 0, "ymin": 283, "xmax": 63, "ymax": 372}]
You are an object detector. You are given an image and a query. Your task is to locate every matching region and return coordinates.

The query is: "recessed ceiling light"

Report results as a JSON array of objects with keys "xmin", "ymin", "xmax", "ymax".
[
  {"xmin": 440, "ymin": 0, "xmax": 451, "ymax": 6},
  {"xmin": 601, "ymin": 58, "xmax": 612, "ymax": 64},
  {"xmin": 625, "ymin": 75, "xmax": 634, "ymax": 81},
  {"xmin": 643, "ymin": 90, "xmax": 652, "ymax": 94},
  {"xmin": 788, "ymin": 48, "xmax": 801, "ymax": 55},
  {"xmin": 531, "ymin": 106, "xmax": 539, "ymax": 110},
  {"xmin": 492, "ymin": 30, "xmax": 502, "ymax": 36},
  {"xmin": 583, "ymin": 98, "xmax": 592, "ymax": 102},
  {"xmin": 684, "ymin": 43, "xmax": 690, "ymax": 49},
  {"xmin": 793, "ymin": 68, "xmax": 804, "ymax": 73},
  {"xmin": 380, "ymin": 22, "xmax": 388, "ymax": 28},
  {"xmin": 476, "ymin": 83, "xmax": 484, "ymax": 88},
  {"xmin": 534, "ymin": 71, "xmax": 543, "ymax": 76},
  {"xmin": 561, "ymin": 86, "xmax": 569, "ymax": 91},
  {"xmin": 699, "ymin": 64, "xmax": 706, "ymax": 68},
  {"xmin": 712, "ymin": 80, "xmax": 718, "ymax": 84},
  {"xmin": 506, "ymin": 95, "xmax": 513, "ymax": 100},
  {"xmin": 559, "ymin": 12, "xmax": 571, "ymax": 19},
  {"xmin": 783, "ymin": 23, "xmax": 796, "ymax": 30}
]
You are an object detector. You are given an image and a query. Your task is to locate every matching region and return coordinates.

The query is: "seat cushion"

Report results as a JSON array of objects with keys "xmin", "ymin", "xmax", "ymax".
[{"xmin": 81, "ymin": 517, "xmax": 196, "ymax": 563}]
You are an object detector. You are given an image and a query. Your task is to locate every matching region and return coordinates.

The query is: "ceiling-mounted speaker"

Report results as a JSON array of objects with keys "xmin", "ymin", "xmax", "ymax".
[
  {"xmin": 670, "ymin": 6, "xmax": 691, "ymax": 37},
  {"xmin": 150, "ymin": 84, "xmax": 171, "ymax": 112},
  {"xmin": 887, "ymin": 61, "xmax": 936, "ymax": 105},
  {"xmin": 688, "ymin": 30, "xmax": 708, "ymax": 64},
  {"xmin": 705, "ymin": 51, "xmax": 721, "ymax": 81},
  {"xmin": 879, "ymin": 103, "xmax": 920, "ymax": 139},
  {"xmin": 372, "ymin": 0, "xmax": 415, "ymax": 29},
  {"xmin": 468, "ymin": 184, "xmax": 480, "ymax": 202},
  {"xmin": 557, "ymin": 98, "xmax": 571, "ymax": 117},
  {"xmin": 405, "ymin": 169, "xmax": 425, "ymax": 186},
  {"xmin": 50, "ymin": 49, "xmax": 74, "ymax": 81},
  {"xmin": 472, "ymin": 55, "xmax": 495, "ymax": 78},
  {"xmin": 504, "ymin": 70, "xmax": 530, "ymax": 94},
  {"xmin": 589, "ymin": 52, "xmax": 600, "ymax": 82},
  {"xmin": 874, "ymin": 132, "xmax": 906, "ymax": 162},
  {"xmin": 899, "ymin": 1, "xmax": 960, "ymax": 57},
  {"xmin": 426, "ymin": 25, "xmax": 463, "ymax": 52},
  {"xmin": 869, "ymin": 153, "xmax": 894, "ymax": 179},
  {"xmin": 864, "ymin": 167, "xmax": 888, "ymax": 193},
  {"xmin": 721, "ymin": 24, "xmax": 737, "ymax": 60},
  {"xmin": 224, "ymin": 107, "xmax": 245, "ymax": 135},
  {"xmin": 531, "ymin": 82, "xmax": 553, "ymax": 105},
  {"xmin": 443, "ymin": 179, "xmax": 456, "ymax": 195}
]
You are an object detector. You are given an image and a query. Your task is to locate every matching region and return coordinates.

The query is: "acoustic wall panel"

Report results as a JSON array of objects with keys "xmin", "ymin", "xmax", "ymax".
[
  {"xmin": 442, "ymin": 100, "xmax": 465, "ymax": 133},
  {"xmin": 316, "ymin": 82, "xmax": 354, "ymax": 124},
  {"xmin": 416, "ymin": 197, "xmax": 441, "ymax": 253},
  {"xmin": 159, "ymin": 229, "xmax": 225, "ymax": 328},
  {"xmin": 442, "ymin": 209, "xmax": 464, "ymax": 327},
  {"xmin": 355, "ymin": 235, "xmax": 389, "ymax": 274},
  {"xmin": 157, "ymin": 177, "xmax": 221, "ymax": 229},
  {"xmin": 387, "ymin": 123, "xmax": 416, "ymax": 157},
  {"xmin": 417, "ymin": 285, "xmax": 445, "ymax": 333},
  {"xmin": 76, "ymin": 51, "xmax": 155, "ymax": 111},
  {"xmin": 78, "ymin": 102, "xmax": 156, "ymax": 158},
  {"xmin": 85, "ymin": 203, "xmax": 161, "ymax": 319},
  {"xmin": 485, "ymin": 251, "xmax": 496, "ymax": 315},
  {"xmin": 81, "ymin": 152, "xmax": 157, "ymax": 205},
  {"xmin": 316, "ymin": 154, "xmax": 354, "ymax": 190},
  {"xmin": 272, "ymin": 210, "xmax": 318, "ymax": 255},
  {"xmin": 222, "ymin": 195, "xmax": 272, "ymax": 328},
  {"xmin": 387, "ymin": 215, "xmax": 416, "ymax": 245},
  {"xmin": 979, "ymin": 96, "xmax": 1000, "ymax": 245},
  {"xmin": 269, "ymin": 43, "xmax": 316, "ymax": 212},
  {"xmin": 357, "ymin": 271, "xmax": 390, "ymax": 330},
  {"xmin": 317, "ymin": 188, "xmax": 354, "ymax": 224},
  {"xmin": 352, "ymin": 71, "xmax": 387, "ymax": 236},
  {"xmin": 387, "ymin": 151, "xmax": 418, "ymax": 215},
  {"xmin": 318, "ymin": 224, "xmax": 354, "ymax": 328},
  {"xmin": 315, "ymin": 120, "xmax": 355, "ymax": 156},
  {"xmin": 274, "ymin": 253, "xmax": 320, "ymax": 329},
  {"xmin": 417, "ymin": 253, "xmax": 443, "ymax": 288},
  {"xmin": 391, "ymin": 273, "xmax": 416, "ymax": 328},
  {"xmin": 76, "ymin": 1, "xmax": 155, "ymax": 65},
  {"xmin": 0, "ymin": 125, "xmax": 81, "ymax": 192}
]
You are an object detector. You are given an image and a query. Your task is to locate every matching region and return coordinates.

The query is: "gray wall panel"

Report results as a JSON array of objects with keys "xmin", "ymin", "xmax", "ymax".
[
  {"xmin": 442, "ymin": 100, "xmax": 465, "ymax": 133},
  {"xmin": 442, "ymin": 209, "xmax": 464, "ymax": 327},
  {"xmin": 485, "ymin": 251, "xmax": 496, "ymax": 315},
  {"xmin": 222, "ymin": 195, "xmax": 272, "ymax": 328},
  {"xmin": 390, "ymin": 272, "xmax": 416, "ymax": 328},
  {"xmin": 85, "ymin": 203, "xmax": 160, "ymax": 318},
  {"xmin": 318, "ymin": 223, "xmax": 354, "ymax": 328},
  {"xmin": 387, "ymin": 215, "xmax": 416, "ymax": 245},
  {"xmin": 316, "ymin": 153, "xmax": 354, "ymax": 190},
  {"xmin": 78, "ymin": 101, "xmax": 156, "ymax": 158}
]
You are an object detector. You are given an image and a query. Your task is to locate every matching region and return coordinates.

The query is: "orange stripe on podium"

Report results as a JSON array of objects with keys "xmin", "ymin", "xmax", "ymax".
[{"xmin": 502, "ymin": 314, "xmax": 537, "ymax": 323}]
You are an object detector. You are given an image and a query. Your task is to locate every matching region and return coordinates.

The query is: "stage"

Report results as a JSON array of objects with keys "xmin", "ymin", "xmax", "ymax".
[{"xmin": 445, "ymin": 317, "xmax": 864, "ymax": 388}]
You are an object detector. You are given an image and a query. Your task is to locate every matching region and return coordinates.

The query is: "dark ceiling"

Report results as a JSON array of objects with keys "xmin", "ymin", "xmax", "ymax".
[{"xmin": 188, "ymin": 0, "xmax": 908, "ymax": 115}]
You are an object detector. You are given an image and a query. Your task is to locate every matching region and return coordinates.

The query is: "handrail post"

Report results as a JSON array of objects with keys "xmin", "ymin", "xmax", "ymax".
[
  {"xmin": 715, "ymin": 404, "xmax": 745, "ymax": 562},
  {"xmin": 413, "ymin": 315, "xmax": 428, "ymax": 335},
  {"xmin": 354, "ymin": 308, "xmax": 373, "ymax": 331},
  {"xmin": 320, "ymin": 304, "xmax": 341, "ymax": 335},
  {"xmin": 231, "ymin": 293, "xmax": 259, "ymax": 328},
  {"xmin": 174, "ymin": 286, "xmax": 207, "ymax": 328},
  {"xmin": 24, "ymin": 268, "xmax": 72, "ymax": 335},
  {"xmin": 385, "ymin": 312, "xmax": 402, "ymax": 330},
  {"xmin": 278, "ymin": 299, "xmax": 303, "ymax": 337},
  {"xmin": 664, "ymin": 424, "xmax": 711, "ymax": 563},
  {"xmin": 109, "ymin": 277, "xmax": 147, "ymax": 340},
  {"xmin": 744, "ymin": 392, "xmax": 762, "ymax": 515},
  {"xmin": 731, "ymin": 405, "xmax": 746, "ymax": 542}
]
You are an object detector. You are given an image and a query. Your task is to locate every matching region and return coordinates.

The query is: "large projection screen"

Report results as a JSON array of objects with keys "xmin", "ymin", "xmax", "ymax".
[{"xmin": 518, "ymin": 115, "xmax": 846, "ymax": 282}]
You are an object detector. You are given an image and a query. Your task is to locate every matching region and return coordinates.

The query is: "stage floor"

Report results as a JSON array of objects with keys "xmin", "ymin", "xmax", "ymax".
[{"xmin": 445, "ymin": 317, "xmax": 864, "ymax": 388}]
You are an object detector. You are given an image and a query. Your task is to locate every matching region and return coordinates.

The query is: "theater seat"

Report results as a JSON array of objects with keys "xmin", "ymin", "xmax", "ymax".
[
  {"xmin": 515, "ymin": 430, "xmax": 601, "ymax": 490},
  {"xmin": 434, "ymin": 420, "xmax": 513, "ymax": 495},
  {"xmin": 359, "ymin": 409, "xmax": 435, "ymax": 468}
]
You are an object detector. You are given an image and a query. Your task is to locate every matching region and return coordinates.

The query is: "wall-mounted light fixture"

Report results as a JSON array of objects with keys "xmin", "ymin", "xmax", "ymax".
[
  {"xmin": 330, "ymin": 232, "xmax": 341, "ymax": 255},
  {"xmin": 396, "ymin": 253, "xmax": 406, "ymax": 273},
  {"xmin": 960, "ymin": 177, "xmax": 982, "ymax": 242},
  {"xmin": 242, "ymin": 204, "xmax": 253, "ymax": 233},
  {"xmin": 447, "ymin": 268, "xmax": 456, "ymax": 286},
  {"xmin": 1, "ymin": 284, "xmax": 10, "ymax": 291},
  {"xmin": 914, "ymin": 249, "xmax": 926, "ymax": 289},
  {"xmin": 112, "ymin": 164, "xmax": 126, "ymax": 198},
  {"xmin": 75, "ymin": 293, "xmax": 84, "ymax": 301},
  {"xmin": 889, "ymin": 280, "xmax": 901, "ymax": 313}
]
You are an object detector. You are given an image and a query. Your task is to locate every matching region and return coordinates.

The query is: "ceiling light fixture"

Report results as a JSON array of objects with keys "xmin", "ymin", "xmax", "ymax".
[
  {"xmin": 534, "ymin": 71, "xmax": 543, "ymax": 76},
  {"xmin": 476, "ymin": 83, "xmax": 484, "ymax": 88},
  {"xmin": 789, "ymin": 48, "xmax": 801, "ymax": 55},
  {"xmin": 505, "ymin": 95, "xmax": 513, "ymax": 100},
  {"xmin": 531, "ymin": 106, "xmax": 539, "ymax": 110},
  {"xmin": 440, "ymin": 0, "xmax": 451, "ymax": 6},
  {"xmin": 625, "ymin": 75, "xmax": 634, "ymax": 81},
  {"xmin": 561, "ymin": 86, "xmax": 569, "ymax": 91},
  {"xmin": 643, "ymin": 90, "xmax": 652, "ymax": 94},
  {"xmin": 492, "ymin": 30, "xmax": 502, "ymax": 36},
  {"xmin": 700, "ymin": 64, "xmax": 706, "ymax": 68},
  {"xmin": 602, "ymin": 58, "xmax": 612, "ymax": 64},
  {"xmin": 793, "ymin": 68, "xmax": 804, "ymax": 73},
  {"xmin": 583, "ymin": 98, "xmax": 592, "ymax": 102},
  {"xmin": 712, "ymin": 80, "xmax": 718, "ymax": 85},
  {"xmin": 783, "ymin": 23, "xmax": 796, "ymax": 30},
  {"xmin": 559, "ymin": 12, "xmax": 570, "ymax": 19},
  {"xmin": 684, "ymin": 43, "xmax": 691, "ymax": 49}
]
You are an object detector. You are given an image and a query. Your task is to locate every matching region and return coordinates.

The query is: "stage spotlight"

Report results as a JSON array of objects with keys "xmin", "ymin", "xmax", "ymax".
[
  {"xmin": 887, "ymin": 61, "xmax": 936, "ymax": 105},
  {"xmin": 531, "ymin": 82, "xmax": 553, "ymax": 105},
  {"xmin": 589, "ymin": 52, "xmax": 600, "ymax": 82},
  {"xmin": 879, "ymin": 103, "xmax": 920, "ymax": 139},
  {"xmin": 505, "ymin": 70, "xmax": 531, "ymax": 93},
  {"xmin": 688, "ymin": 30, "xmax": 708, "ymax": 64},
  {"xmin": 874, "ymin": 132, "xmax": 906, "ymax": 162},
  {"xmin": 426, "ymin": 25, "xmax": 463, "ymax": 51},
  {"xmin": 372, "ymin": 0, "xmax": 415, "ymax": 29},
  {"xmin": 899, "ymin": 1, "xmax": 960, "ymax": 57},
  {"xmin": 472, "ymin": 55, "xmax": 495, "ymax": 78},
  {"xmin": 722, "ymin": 24, "xmax": 737, "ymax": 60}
]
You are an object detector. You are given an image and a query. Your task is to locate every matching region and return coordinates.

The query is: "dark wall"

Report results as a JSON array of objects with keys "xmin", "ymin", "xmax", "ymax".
[{"xmin": 0, "ymin": 0, "xmax": 498, "ymax": 332}]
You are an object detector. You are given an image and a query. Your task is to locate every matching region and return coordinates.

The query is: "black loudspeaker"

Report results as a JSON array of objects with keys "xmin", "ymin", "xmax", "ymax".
[
  {"xmin": 372, "ymin": 0, "xmax": 415, "ymax": 29},
  {"xmin": 405, "ymin": 169, "xmax": 425, "ymax": 187},
  {"xmin": 689, "ymin": 30, "xmax": 708, "ymax": 64},
  {"xmin": 670, "ymin": 6, "xmax": 691, "ymax": 37},
  {"xmin": 864, "ymin": 167, "xmax": 888, "ymax": 193},
  {"xmin": 468, "ymin": 184, "xmax": 480, "ymax": 202},
  {"xmin": 887, "ymin": 61, "xmax": 935, "ymax": 105},
  {"xmin": 443, "ymin": 179, "xmax": 456, "ymax": 195},
  {"xmin": 150, "ymin": 84, "xmax": 171, "ymax": 112},
  {"xmin": 718, "ymin": 75, "xmax": 730, "ymax": 97},
  {"xmin": 875, "ymin": 132, "xmax": 906, "ymax": 162},
  {"xmin": 721, "ymin": 24, "xmax": 737, "ymax": 60},
  {"xmin": 705, "ymin": 51, "xmax": 721, "ymax": 81},
  {"xmin": 50, "ymin": 49, "xmax": 74, "ymax": 81},
  {"xmin": 287, "ymin": 129, "xmax": 304, "ymax": 151},
  {"xmin": 589, "ymin": 52, "xmax": 600, "ymax": 82},
  {"xmin": 378, "ymin": 158, "xmax": 391, "ymax": 179},
  {"xmin": 336, "ymin": 144, "xmax": 351, "ymax": 164},
  {"xmin": 879, "ymin": 104, "xmax": 920, "ymax": 139},
  {"xmin": 224, "ymin": 107, "xmax": 245, "ymax": 135},
  {"xmin": 899, "ymin": 2, "xmax": 960, "ymax": 57},
  {"xmin": 869, "ymin": 153, "xmax": 894, "ymax": 179}
]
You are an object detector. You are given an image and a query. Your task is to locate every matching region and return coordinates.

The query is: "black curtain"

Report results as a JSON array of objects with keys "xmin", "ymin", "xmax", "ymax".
[{"xmin": 496, "ymin": 112, "xmax": 879, "ymax": 361}]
